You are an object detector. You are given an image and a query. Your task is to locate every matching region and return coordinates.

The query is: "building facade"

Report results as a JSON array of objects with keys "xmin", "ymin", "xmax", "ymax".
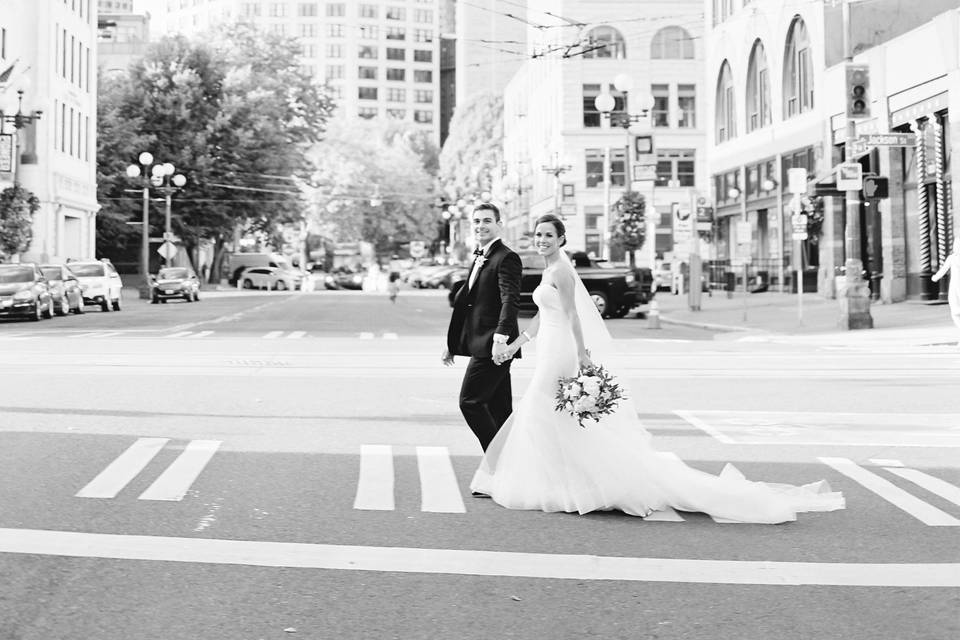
[
  {"xmin": 151, "ymin": 0, "xmax": 442, "ymax": 144},
  {"xmin": 499, "ymin": 0, "xmax": 706, "ymax": 265},
  {"xmin": 0, "ymin": 0, "xmax": 99, "ymax": 263},
  {"xmin": 704, "ymin": 0, "xmax": 960, "ymax": 302},
  {"xmin": 98, "ymin": 0, "xmax": 151, "ymax": 75}
]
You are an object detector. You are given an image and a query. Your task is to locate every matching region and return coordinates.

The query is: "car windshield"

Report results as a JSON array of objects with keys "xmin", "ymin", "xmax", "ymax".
[
  {"xmin": 158, "ymin": 268, "xmax": 188, "ymax": 279},
  {"xmin": 0, "ymin": 266, "xmax": 34, "ymax": 283},
  {"xmin": 69, "ymin": 264, "xmax": 105, "ymax": 277},
  {"xmin": 40, "ymin": 267, "xmax": 63, "ymax": 280}
]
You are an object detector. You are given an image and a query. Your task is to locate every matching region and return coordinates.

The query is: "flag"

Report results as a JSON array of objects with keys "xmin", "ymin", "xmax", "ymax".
[{"xmin": 0, "ymin": 61, "xmax": 16, "ymax": 85}]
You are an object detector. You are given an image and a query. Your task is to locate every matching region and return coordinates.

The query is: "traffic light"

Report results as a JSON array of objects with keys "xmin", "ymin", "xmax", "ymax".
[
  {"xmin": 862, "ymin": 175, "xmax": 889, "ymax": 199},
  {"xmin": 846, "ymin": 64, "xmax": 870, "ymax": 119}
]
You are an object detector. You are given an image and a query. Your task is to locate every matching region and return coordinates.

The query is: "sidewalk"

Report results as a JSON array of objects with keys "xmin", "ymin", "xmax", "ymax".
[{"xmin": 653, "ymin": 288, "xmax": 959, "ymax": 346}]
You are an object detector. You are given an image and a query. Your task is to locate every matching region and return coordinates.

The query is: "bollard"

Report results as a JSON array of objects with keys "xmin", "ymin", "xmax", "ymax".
[{"xmin": 647, "ymin": 299, "xmax": 661, "ymax": 329}]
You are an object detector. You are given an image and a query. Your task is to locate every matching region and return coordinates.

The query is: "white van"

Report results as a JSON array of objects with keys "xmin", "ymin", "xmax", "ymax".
[{"xmin": 225, "ymin": 253, "xmax": 294, "ymax": 285}]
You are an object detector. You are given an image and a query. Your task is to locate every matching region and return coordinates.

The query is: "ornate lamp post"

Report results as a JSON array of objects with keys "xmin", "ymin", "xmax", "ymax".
[
  {"xmin": 125, "ymin": 152, "xmax": 186, "ymax": 297},
  {"xmin": 0, "ymin": 90, "xmax": 43, "ymax": 184}
]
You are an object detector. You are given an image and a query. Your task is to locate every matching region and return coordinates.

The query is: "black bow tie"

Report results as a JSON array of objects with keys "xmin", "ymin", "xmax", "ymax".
[{"xmin": 474, "ymin": 247, "xmax": 484, "ymax": 257}]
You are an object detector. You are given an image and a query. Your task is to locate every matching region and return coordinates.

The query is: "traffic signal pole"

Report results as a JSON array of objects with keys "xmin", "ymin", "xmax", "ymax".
[{"xmin": 839, "ymin": 0, "xmax": 874, "ymax": 329}]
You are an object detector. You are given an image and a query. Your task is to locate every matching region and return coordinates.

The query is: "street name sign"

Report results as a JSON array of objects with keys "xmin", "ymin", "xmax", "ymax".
[
  {"xmin": 836, "ymin": 162, "xmax": 863, "ymax": 191},
  {"xmin": 858, "ymin": 132, "xmax": 916, "ymax": 147}
]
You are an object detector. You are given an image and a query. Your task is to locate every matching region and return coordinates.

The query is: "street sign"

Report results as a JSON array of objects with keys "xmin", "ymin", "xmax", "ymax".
[
  {"xmin": 836, "ymin": 162, "xmax": 863, "ymax": 190},
  {"xmin": 673, "ymin": 202, "xmax": 693, "ymax": 254},
  {"xmin": 157, "ymin": 241, "xmax": 177, "ymax": 261},
  {"xmin": 0, "ymin": 134, "xmax": 12, "ymax": 172},
  {"xmin": 858, "ymin": 132, "xmax": 916, "ymax": 147},
  {"xmin": 787, "ymin": 168, "xmax": 807, "ymax": 195},
  {"xmin": 409, "ymin": 240, "xmax": 425, "ymax": 258}
]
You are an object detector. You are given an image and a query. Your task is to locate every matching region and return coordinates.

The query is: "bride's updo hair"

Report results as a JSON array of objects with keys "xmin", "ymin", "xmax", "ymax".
[{"xmin": 534, "ymin": 214, "xmax": 567, "ymax": 247}]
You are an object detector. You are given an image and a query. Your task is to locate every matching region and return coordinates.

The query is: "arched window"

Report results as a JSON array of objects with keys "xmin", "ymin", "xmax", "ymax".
[
  {"xmin": 745, "ymin": 39, "xmax": 771, "ymax": 132},
  {"xmin": 583, "ymin": 26, "xmax": 626, "ymax": 59},
  {"xmin": 715, "ymin": 60, "xmax": 736, "ymax": 143},
  {"xmin": 651, "ymin": 26, "xmax": 694, "ymax": 59},
  {"xmin": 783, "ymin": 17, "xmax": 814, "ymax": 118}
]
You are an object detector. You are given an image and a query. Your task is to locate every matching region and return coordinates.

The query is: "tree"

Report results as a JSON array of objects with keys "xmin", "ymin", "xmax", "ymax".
[
  {"xmin": 438, "ymin": 93, "xmax": 503, "ymax": 201},
  {"xmin": 609, "ymin": 190, "xmax": 647, "ymax": 268},
  {"xmin": 0, "ymin": 184, "xmax": 40, "ymax": 260}
]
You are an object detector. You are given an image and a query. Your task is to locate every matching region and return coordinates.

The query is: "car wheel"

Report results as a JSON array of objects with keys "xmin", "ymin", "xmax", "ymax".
[
  {"xmin": 152, "ymin": 295, "xmax": 159, "ymax": 304},
  {"xmin": 589, "ymin": 291, "xmax": 609, "ymax": 318},
  {"xmin": 100, "ymin": 297, "xmax": 111, "ymax": 312},
  {"xmin": 112, "ymin": 295, "xmax": 121, "ymax": 311},
  {"xmin": 57, "ymin": 298, "xmax": 70, "ymax": 316},
  {"xmin": 74, "ymin": 299, "xmax": 85, "ymax": 314},
  {"xmin": 42, "ymin": 300, "xmax": 54, "ymax": 319},
  {"xmin": 243, "ymin": 279, "xmax": 253, "ymax": 289},
  {"xmin": 184, "ymin": 293, "xmax": 192, "ymax": 302},
  {"xmin": 275, "ymin": 280, "xmax": 288, "ymax": 291},
  {"xmin": 161, "ymin": 298, "xmax": 168, "ymax": 303},
  {"xmin": 30, "ymin": 301, "xmax": 41, "ymax": 321},
  {"xmin": 193, "ymin": 291, "xmax": 200, "ymax": 302}
]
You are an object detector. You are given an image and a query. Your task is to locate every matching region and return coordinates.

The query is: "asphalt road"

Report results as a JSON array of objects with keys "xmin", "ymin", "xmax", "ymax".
[{"xmin": 0, "ymin": 290, "xmax": 957, "ymax": 640}]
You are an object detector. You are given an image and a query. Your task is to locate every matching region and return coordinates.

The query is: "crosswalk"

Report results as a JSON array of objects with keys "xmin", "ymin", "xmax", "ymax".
[
  {"xmin": 0, "ymin": 330, "xmax": 403, "ymax": 340},
  {"xmin": 67, "ymin": 439, "xmax": 960, "ymax": 525}
]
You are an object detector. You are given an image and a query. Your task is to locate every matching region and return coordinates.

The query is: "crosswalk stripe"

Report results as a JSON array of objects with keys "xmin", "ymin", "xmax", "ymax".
[
  {"xmin": 885, "ymin": 468, "xmax": 960, "ymax": 508},
  {"xmin": 264, "ymin": 331, "xmax": 283, "ymax": 339},
  {"xmin": 186, "ymin": 331, "xmax": 213, "ymax": 339},
  {"xmin": 138, "ymin": 440, "xmax": 221, "ymax": 501},
  {"xmin": 870, "ymin": 459, "xmax": 904, "ymax": 467},
  {"xmin": 819, "ymin": 457, "xmax": 960, "ymax": 526},
  {"xmin": 76, "ymin": 438, "xmax": 169, "ymax": 498},
  {"xmin": 353, "ymin": 445, "xmax": 394, "ymax": 510},
  {"xmin": 416, "ymin": 446, "xmax": 466, "ymax": 513},
  {"xmin": 359, "ymin": 332, "xmax": 375, "ymax": 340},
  {"xmin": 382, "ymin": 332, "xmax": 399, "ymax": 340},
  {"xmin": 287, "ymin": 331, "xmax": 306, "ymax": 339},
  {"xmin": 70, "ymin": 331, "xmax": 119, "ymax": 339},
  {"xmin": 166, "ymin": 331, "xmax": 193, "ymax": 338}
]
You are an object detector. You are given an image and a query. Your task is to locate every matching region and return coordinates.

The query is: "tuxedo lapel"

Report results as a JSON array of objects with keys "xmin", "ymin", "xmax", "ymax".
[{"xmin": 468, "ymin": 239, "xmax": 500, "ymax": 292}]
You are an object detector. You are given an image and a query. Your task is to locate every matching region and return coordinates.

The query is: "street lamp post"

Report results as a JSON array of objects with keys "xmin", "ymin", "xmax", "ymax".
[
  {"xmin": 0, "ymin": 90, "xmax": 43, "ymax": 184},
  {"xmin": 125, "ymin": 153, "xmax": 186, "ymax": 297}
]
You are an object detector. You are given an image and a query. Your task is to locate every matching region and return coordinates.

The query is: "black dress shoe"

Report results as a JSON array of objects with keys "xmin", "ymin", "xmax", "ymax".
[{"xmin": 471, "ymin": 491, "xmax": 492, "ymax": 498}]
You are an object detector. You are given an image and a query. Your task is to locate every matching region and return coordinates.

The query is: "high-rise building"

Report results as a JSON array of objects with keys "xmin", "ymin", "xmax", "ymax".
[
  {"xmin": 97, "ymin": 0, "xmax": 151, "ymax": 75},
  {"xmin": 454, "ymin": 0, "xmax": 527, "ymax": 110},
  {"xmin": 0, "ymin": 0, "xmax": 99, "ymax": 263},
  {"xmin": 151, "ymin": 0, "xmax": 441, "ymax": 143}
]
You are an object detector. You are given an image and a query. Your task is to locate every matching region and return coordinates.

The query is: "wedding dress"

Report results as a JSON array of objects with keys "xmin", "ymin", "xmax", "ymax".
[{"xmin": 470, "ymin": 265, "xmax": 844, "ymax": 524}]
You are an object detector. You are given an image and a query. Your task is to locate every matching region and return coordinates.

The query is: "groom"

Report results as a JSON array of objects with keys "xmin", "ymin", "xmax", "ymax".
[{"xmin": 442, "ymin": 202, "xmax": 522, "ymax": 452}]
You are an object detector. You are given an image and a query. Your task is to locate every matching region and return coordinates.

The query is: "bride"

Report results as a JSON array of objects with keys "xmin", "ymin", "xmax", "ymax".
[{"xmin": 470, "ymin": 214, "xmax": 844, "ymax": 523}]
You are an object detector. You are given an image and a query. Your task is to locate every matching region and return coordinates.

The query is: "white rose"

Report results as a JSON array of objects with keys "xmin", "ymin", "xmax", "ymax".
[
  {"xmin": 579, "ymin": 396, "xmax": 598, "ymax": 412},
  {"xmin": 565, "ymin": 383, "xmax": 581, "ymax": 398},
  {"xmin": 582, "ymin": 379, "xmax": 601, "ymax": 397}
]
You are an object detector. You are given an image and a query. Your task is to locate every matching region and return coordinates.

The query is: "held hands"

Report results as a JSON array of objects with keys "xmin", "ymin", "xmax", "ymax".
[
  {"xmin": 932, "ymin": 273, "xmax": 942, "ymax": 283},
  {"xmin": 491, "ymin": 341, "xmax": 512, "ymax": 366}
]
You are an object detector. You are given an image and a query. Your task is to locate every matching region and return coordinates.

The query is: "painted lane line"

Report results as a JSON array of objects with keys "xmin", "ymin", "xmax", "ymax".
[
  {"xmin": 70, "ymin": 332, "xmax": 117, "ymax": 339},
  {"xmin": 76, "ymin": 438, "xmax": 169, "ymax": 499},
  {"xmin": 166, "ymin": 331, "xmax": 193, "ymax": 338},
  {"xmin": 870, "ymin": 459, "xmax": 904, "ymax": 467},
  {"xmin": 138, "ymin": 440, "xmax": 221, "ymax": 501},
  {"xmin": 885, "ymin": 468, "xmax": 960, "ymax": 508},
  {"xmin": 382, "ymin": 332, "xmax": 399, "ymax": 340},
  {"xmin": 353, "ymin": 445, "xmax": 394, "ymax": 511},
  {"xmin": 673, "ymin": 410, "xmax": 737, "ymax": 444},
  {"xmin": 0, "ymin": 528, "xmax": 956, "ymax": 587},
  {"xmin": 819, "ymin": 457, "xmax": 960, "ymax": 527},
  {"xmin": 264, "ymin": 331, "xmax": 283, "ymax": 339},
  {"xmin": 359, "ymin": 332, "xmax": 375, "ymax": 340},
  {"xmin": 416, "ymin": 446, "xmax": 466, "ymax": 513},
  {"xmin": 287, "ymin": 331, "xmax": 306, "ymax": 339},
  {"xmin": 186, "ymin": 331, "xmax": 214, "ymax": 339}
]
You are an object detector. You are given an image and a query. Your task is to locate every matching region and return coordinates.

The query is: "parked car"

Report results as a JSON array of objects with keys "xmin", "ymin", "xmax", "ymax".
[
  {"xmin": 423, "ymin": 265, "xmax": 469, "ymax": 289},
  {"xmin": 449, "ymin": 251, "xmax": 653, "ymax": 318},
  {"xmin": 0, "ymin": 263, "xmax": 54, "ymax": 321},
  {"xmin": 324, "ymin": 267, "xmax": 364, "ymax": 290},
  {"xmin": 66, "ymin": 259, "xmax": 123, "ymax": 312},
  {"xmin": 39, "ymin": 264, "xmax": 84, "ymax": 315},
  {"xmin": 239, "ymin": 266, "xmax": 303, "ymax": 291},
  {"xmin": 150, "ymin": 267, "xmax": 200, "ymax": 303},
  {"xmin": 225, "ymin": 252, "xmax": 295, "ymax": 286}
]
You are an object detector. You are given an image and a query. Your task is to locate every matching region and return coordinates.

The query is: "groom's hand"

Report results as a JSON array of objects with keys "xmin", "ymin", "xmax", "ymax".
[
  {"xmin": 491, "ymin": 341, "xmax": 510, "ymax": 366},
  {"xmin": 441, "ymin": 348, "xmax": 455, "ymax": 366}
]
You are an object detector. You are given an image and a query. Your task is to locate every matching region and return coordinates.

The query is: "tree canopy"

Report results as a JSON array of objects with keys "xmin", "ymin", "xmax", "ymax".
[{"xmin": 438, "ymin": 93, "xmax": 503, "ymax": 201}]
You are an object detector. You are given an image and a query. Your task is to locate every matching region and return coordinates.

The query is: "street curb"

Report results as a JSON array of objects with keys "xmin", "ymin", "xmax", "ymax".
[{"xmin": 658, "ymin": 314, "xmax": 755, "ymax": 334}]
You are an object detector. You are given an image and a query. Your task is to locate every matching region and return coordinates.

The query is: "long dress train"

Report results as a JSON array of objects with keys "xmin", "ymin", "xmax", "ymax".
[{"xmin": 470, "ymin": 283, "xmax": 844, "ymax": 524}]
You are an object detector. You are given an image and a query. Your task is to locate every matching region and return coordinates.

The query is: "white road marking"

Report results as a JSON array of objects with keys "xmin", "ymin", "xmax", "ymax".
[
  {"xmin": 353, "ymin": 445, "xmax": 394, "ymax": 510},
  {"xmin": 287, "ymin": 331, "xmax": 306, "ymax": 339},
  {"xmin": 186, "ymin": 331, "xmax": 213, "ymax": 339},
  {"xmin": 416, "ymin": 446, "xmax": 466, "ymax": 513},
  {"xmin": 166, "ymin": 331, "xmax": 194, "ymax": 338},
  {"xmin": 382, "ymin": 332, "xmax": 399, "ymax": 340},
  {"xmin": 138, "ymin": 440, "xmax": 221, "ymax": 501},
  {"xmin": 263, "ymin": 331, "xmax": 284, "ymax": 339},
  {"xmin": 819, "ymin": 457, "xmax": 960, "ymax": 526},
  {"xmin": 673, "ymin": 410, "xmax": 737, "ymax": 444},
  {"xmin": 70, "ymin": 331, "xmax": 119, "ymax": 339},
  {"xmin": 76, "ymin": 438, "xmax": 169, "ymax": 499},
  {"xmin": 0, "ymin": 527, "xmax": 955, "ymax": 587},
  {"xmin": 885, "ymin": 468, "xmax": 960, "ymax": 508},
  {"xmin": 870, "ymin": 459, "xmax": 904, "ymax": 467},
  {"xmin": 359, "ymin": 332, "xmax": 375, "ymax": 340}
]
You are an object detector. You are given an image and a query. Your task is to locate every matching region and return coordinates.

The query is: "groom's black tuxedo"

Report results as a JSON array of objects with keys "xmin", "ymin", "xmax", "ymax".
[{"xmin": 446, "ymin": 238, "xmax": 522, "ymax": 451}]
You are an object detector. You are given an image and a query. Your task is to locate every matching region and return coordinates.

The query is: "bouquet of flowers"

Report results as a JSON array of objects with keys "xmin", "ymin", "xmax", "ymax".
[{"xmin": 554, "ymin": 364, "xmax": 625, "ymax": 428}]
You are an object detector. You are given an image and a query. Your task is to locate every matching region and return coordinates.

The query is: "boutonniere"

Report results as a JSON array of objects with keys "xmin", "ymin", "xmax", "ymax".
[{"xmin": 474, "ymin": 254, "xmax": 488, "ymax": 268}]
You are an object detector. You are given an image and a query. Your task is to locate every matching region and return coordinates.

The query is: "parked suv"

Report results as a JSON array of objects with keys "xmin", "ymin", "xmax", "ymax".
[{"xmin": 66, "ymin": 259, "xmax": 123, "ymax": 312}]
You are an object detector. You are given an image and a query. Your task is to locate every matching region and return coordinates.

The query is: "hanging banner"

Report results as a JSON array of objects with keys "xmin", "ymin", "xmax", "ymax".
[{"xmin": 0, "ymin": 134, "xmax": 13, "ymax": 173}]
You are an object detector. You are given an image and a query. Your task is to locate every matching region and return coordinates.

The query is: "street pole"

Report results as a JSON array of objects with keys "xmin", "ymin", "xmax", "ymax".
[
  {"xmin": 602, "ymin": 145, "xmax": 611, "ymax": 259},
  {"xmin": 839, "ymin": 0, "xmax": 874, "ymax": 329},
  {"xmin": 141, "ymin": 186, "xmax": 150, "ymax": 295}
]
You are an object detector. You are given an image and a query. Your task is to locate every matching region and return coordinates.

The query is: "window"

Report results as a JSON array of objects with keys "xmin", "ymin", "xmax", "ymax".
[
  {"xmin": 746, "ymin": 40, "xmax": 771, "ymax": 132},
  {"xmin": 269, "ymin": 23, "xmax": 286, "ymax": 35},
  {"xmin": 358, "ymin": 66, "xmax": 377, "ymax": 80},
  {"xmin": 675, "ymin": 84, "xmax": 696, "ymax": 128},
  {"xmin": 387, "ymin": 109, "xmax": 407, "ymax": 119},
  {"xmin": 585, "ymin": 148, "xmax": 625, "ymax": 188},
  {"xmin": 583, "ymin": 26, "xmax": 626, "ymax": 59},
  {"xmin": 414, "ymin": 69, "xmax": 432, "ymax": 83},
  {"xmin": 298, "ymin": 3, "xmax": 317, "ymax": 17},
  {"xmin": 300, "ymin": 24, "xmax": 317, "ymax": 37},
  {"xmin": 358, "ymin": 87, "xmax": 378, "ymax": 100},
  {"xmin": 326, "ymin": 2, "xmax": 345, "ymax": 16},
  {"xmin": 386, "ymin": 6, "xmax": 405, "ymax": 20},
  {"xmin": 414, "ymin": 29, "xmax": 433, "ymax": 43},
  {"xmin": 325, "ymin": 65, "xmax": 343, "ymax": 80},
  {"xmin": 326, "ymin": 44, "xmax": 343, "ymax": 58},
  {"xmin": 242, "ymin": 2, "xmax": 261, "ymax": 17},
  {"xmin": 413, "ymin": 49, "xmax": 432, "ymax": 63},
  {"xmin": 268, "ymin": 2, "xmax": 285, "ymax": 17},
  {"xmin": 326, "ymin": 24, "xmax": 343, "ymax": 37},
  {"xmin": 358, "ymin": 45, "xmax": 377, "ymax": 59},
  {"xmin": 655, "ymin": 149, "xmax": 696, "ymax": 187},
  {"xmin": 414, "ymin": 9, "xmax": 433, "ymax": 23},
  {"xmin": 358, "ymin": 107, "xmax": 378, "ymax": 119},
  {"xmin": 783, "ymin": 17, "xmax": 813, "ymax": 118},
  {"xmin": 359, "ymin": 25, "xmax": 378, "ymax": 39},
  {"xmin": 359, "ymin": 4, "xmax": 377, "ymax": 18},
  {"xmin": 387, "ymin": 88, "xmax": 406, "ymax": 102},
  {"xmin": 651, "ymin": 84, "xmax": 670, "ymax": 127},
  {"xmin": 582, "ymin": 84, "xmax": 625, "ymax": 127},
  {"xmin": 414, "ymin": 89, "xmax": 433, "ymax": 103},
  {"xmin": 386, "ymin": 27, "xmax": 406, "ymax": 40},
  {"xmin": 651, "ymin": 26, "xmax": 694, "ymax": 59},
  {"xmin": 386, "ymin": 48, "xmax": 405, "ymax": 60},
  {"xmin": 386, "ymin": 68, "xmax": 405, "ymax": 81},
  {"xmin": 414, "ymin": 110, "xmax": 433, "ymax": 123},
  {"xmin": 301, "ymin": 43, "xmax": 316, "ymax": 58},
  {"xmin": 715, "ymin": 60, "xmax": 736, "ymax": 143}
]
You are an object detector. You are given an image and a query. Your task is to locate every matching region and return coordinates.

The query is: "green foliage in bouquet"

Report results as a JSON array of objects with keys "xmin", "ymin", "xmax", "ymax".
[{"xmin": 555, "ymin": 364, "xmax": 625, "ymax": 428}]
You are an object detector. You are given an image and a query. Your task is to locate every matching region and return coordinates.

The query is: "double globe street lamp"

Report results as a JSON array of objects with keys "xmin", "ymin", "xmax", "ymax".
[{"xmin": 125, "ymin": 152, "xmax": 187, "ymax": 296}]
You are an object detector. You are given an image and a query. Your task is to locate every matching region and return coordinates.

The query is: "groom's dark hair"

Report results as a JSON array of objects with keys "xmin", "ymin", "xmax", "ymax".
[{"xmin": 474, "ymin": 202, "xmax": 501, "ymax": 222}]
